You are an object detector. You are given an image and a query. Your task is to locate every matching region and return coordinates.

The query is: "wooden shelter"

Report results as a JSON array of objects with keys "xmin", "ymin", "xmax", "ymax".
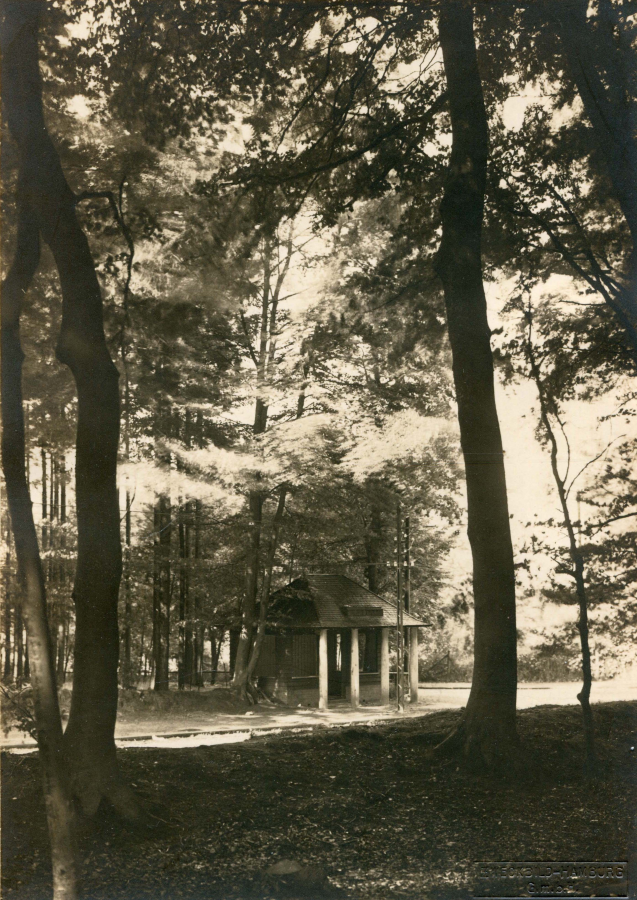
[{"xmin": 250, "ymin": 574, "xmax": 427, "ymax": 709}]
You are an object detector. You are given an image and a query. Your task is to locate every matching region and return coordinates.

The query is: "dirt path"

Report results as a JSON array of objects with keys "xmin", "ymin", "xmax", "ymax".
[{"xmin": 4, "ymin": 681, "xmax": 637, "ymax": 751}]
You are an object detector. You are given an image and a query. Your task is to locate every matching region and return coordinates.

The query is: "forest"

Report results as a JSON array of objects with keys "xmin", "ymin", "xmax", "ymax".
[{"xmin": 1, "ymin": 1, "xmax": 636, "ymax": 898}]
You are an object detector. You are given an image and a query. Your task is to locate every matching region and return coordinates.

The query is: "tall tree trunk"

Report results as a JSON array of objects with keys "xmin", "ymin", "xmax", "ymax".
[
  {"xmin": 0, "ymin": 169, "xmax": 78, "ymax": 897},
  {"xmin": 551, "ymin": 0, "xmax": 637, "ymax": 362},
  {"xmin": 434, "ymin": 0, "xmax": 518, "ymax": 765},
  {"xmin": 2, "ymin": 0, "xmax": 130, "ymax": 816},
  {"xmin": 232, "ymin": 245, "xmax": 278, "ymax": 697}
]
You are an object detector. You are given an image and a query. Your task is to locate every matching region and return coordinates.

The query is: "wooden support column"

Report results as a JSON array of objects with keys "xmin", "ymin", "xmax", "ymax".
[
  {"xmin": 274, "ymin": 631, "xmax": 294, "ymax": 704},
  {"xmin": 380, "ymin": 627, "xmax": 390, "ymax": 705},
  {"xmin": 350, "ymin": 628, "xmax": 359, "ymax": 708},
  {"xmin": 319, "ymin": 629, "xmax": 328, "ymax": 710},
  {"xmin": 409, "ymin": 628, "xmax": 419, "ymax": 703}
]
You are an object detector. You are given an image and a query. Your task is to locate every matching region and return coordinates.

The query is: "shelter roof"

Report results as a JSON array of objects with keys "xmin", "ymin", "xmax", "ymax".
[{"xmin": 266, "ymin": 574, "xmax": 428, "ymax": 630}]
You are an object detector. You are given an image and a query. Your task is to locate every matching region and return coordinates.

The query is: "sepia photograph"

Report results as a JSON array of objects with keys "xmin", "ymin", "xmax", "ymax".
[{"xmin": 1, "ymin": 1, "xmax": 636, "ymax": 898}]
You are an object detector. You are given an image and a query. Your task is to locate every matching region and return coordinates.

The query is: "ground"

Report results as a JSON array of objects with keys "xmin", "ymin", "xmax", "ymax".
[{"xmin": 2, "ymin": 701, "xmax": 636, "ymax": 900}]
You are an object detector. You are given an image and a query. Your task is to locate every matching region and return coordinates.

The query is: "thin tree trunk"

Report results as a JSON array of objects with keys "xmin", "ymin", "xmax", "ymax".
[
  {"xmin": 0, "ymin": 169, "xmax": 78, "ymax": 898},
  {"xmin": 194, "ymin": 499, "xmax": 204, "ymax": 686},
  {"xmin": 156, "ymin": 495, "xmax": 171, "ymax": 691},
  {"xmin": 60, "ymin": 454, "xmax": 66, "ymax": 525},
  {"xmin": 178, "ymin": 507, "xmax": 189, "ymax": 689},
  {"xmin": 41, "ymin": 446, "xmax": 47, "ymax": 550},
  {"xmin": 15, "ymin": 603, "xmax": 24, "ymax": 680},
  {"xmin": 25, "ymin": 404, "xmax": 30, "ymax": 489},
  {"xmin": 210, "ymin": 628, "xmax": 224, "ymax": 684},
  {"xmin": 434, "ymin": 0, "xmax": 518, "ymax": 765},
  {"xmin": 2, "ymin": 1, "xmax": 129, "ymax": 816},
  {"xmin": 122, "ymin": 490, "xmax": 133, "ymax": 688},
  {"xmin": 365, "ymin": 500, "xmax": 383, "ymax": 593},
  {"xmin": 52, "ymin": 453, "xmax": 58, "ymax": 521},
  {"xmin": 4, "ymin": 554, "xmax": 13, "ymax": 681},
  {"xmin": 232, "ymin": 490, "xmax": 263, "ymax": 697},
  {"xmin": 525, "ymin": 329, "xmax": 597, "ymax": 770},
  {"xmin": 246, "ymin": 487, "xmax": 288, "ymax": 682},
  {"xmin": 56, "ymin": 622, "xmax": 66, "ymax": 684},
  {"xmin": 152, "ymin": 503, "xmax": 161, "ymax": 689}
]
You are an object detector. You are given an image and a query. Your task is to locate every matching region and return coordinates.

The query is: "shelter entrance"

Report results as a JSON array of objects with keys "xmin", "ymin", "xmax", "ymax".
[{"xmin": 327, "ymin": 631, "xmax": 349, "ymax": 698}]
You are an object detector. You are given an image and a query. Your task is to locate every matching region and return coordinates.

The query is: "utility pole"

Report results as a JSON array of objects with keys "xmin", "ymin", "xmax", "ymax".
[
  {"xmin": 404, "ymin": 515, "xmax": 411, "ymax": 614},
  {"xmin": 396, "ymin": 502, "xmax": 404, "ymax": 712},
  {"xmin": 404, "ymin": 514, "xmax": 411, "ymax": 698}
]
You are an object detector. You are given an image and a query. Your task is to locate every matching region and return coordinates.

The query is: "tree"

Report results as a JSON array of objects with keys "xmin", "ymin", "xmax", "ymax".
[
  {"xmin": 0, "ymin": 0, "xmax": 137, "ymax": 818},
  {"xmin": 521, "ymin": 306, "xmax": 597, "ymax": 771},
  {"xmin": 1, "ymin": 3, "xmax": 79, "ymax": 894},
  {"xmin": 477, "ymin": 1, "xmax": 637, "ymax": 371},
  {"xmin": 434, "ymin": 0, "xmax": 518, "ymax": 764},
  {"xmin": 548, "ymin": 0, "xmax": 637, "ymax": 361}
]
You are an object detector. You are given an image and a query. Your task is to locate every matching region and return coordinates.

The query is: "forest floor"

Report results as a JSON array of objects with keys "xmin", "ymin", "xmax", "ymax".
[{"xmin": 2, "ymin": 701, "xmax": 636, "ymax": 900}]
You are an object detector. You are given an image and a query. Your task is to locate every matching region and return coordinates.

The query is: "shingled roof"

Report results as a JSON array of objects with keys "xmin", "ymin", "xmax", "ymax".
[{"xmin": 266, "ymin": 573, "xmax": 427, "ymax": 630}]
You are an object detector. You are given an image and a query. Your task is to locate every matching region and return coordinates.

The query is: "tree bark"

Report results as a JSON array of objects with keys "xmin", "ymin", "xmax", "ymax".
[
  {"xmin": 0, "ymin": 169, "xmax": 78, "ymax": 895},
  {"xmin": 2, "ymin": 0, "xmax": 131, "ymax": 816},
  {"xmin": 434, "ymin": 0, "xmax": 518, "ymax": 765}
]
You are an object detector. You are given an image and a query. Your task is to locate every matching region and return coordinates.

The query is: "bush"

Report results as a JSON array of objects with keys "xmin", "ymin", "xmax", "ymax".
[
  {"xmin": 517, "ymin": 654, "xmax": 580, "ymax": 682},
  {"xmin": 1, "ymin": 683, "xmax": 37, "ymax": 738},
  {"xmin": 418, "ymin": 652, "xmax": 472, "ymax": 683}
]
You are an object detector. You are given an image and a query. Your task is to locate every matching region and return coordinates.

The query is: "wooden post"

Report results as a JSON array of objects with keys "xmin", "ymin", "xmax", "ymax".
[
  {"xmin": 350, "ymin": 628, "xmax": 359, "ymax": 708},
  {"xmin": 274, "ymin": 631, "xmax": 294, "ymax": 704},
  {"xmin": 380, "ymin": 627, "xmax": 390, "ymax": 705},
  {"xmin": 319, "ymin": 628, "xmax": 328, "ymax": 710},
  {"xmin": 409, "ymin": 628, "xmax": 419, "ymax": 703}
]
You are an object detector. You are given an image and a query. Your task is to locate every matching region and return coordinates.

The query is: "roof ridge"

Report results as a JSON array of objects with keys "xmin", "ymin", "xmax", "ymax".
[{"xmin": 338, "ymin": 572, "xmax": 390, "ymax": 604}]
